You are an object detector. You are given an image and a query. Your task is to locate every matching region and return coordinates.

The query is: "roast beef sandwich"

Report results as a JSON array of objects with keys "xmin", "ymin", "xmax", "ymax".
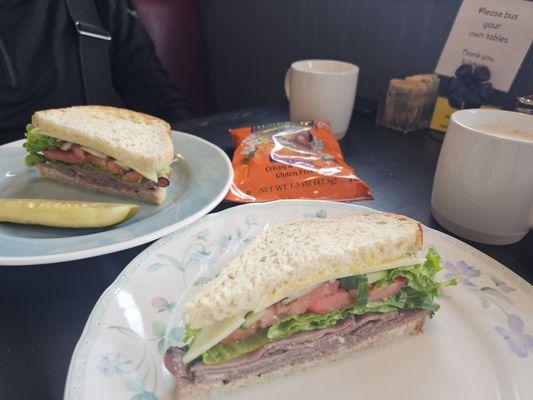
[
  {"xmin": 165, "ymin": 212, "xmax": 454, "ymax": 399},
  {"xmin": 23, "ymin": 106, "xmax": 173, "ymax": 204}
]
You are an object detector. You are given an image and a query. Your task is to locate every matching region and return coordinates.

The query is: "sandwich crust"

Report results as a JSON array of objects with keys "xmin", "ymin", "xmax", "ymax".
[
  {"xmin": 184, "ymin": 213, "xmax": 423, "ymax": 328},
  {"xmin": 32, "ymin": 106, "xmax": 173, "ymax": 177}
]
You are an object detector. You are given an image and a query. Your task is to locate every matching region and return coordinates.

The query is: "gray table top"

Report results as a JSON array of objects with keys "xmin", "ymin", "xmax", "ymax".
[{"xmin": 0, "ymin": 105, "xmax": 531, "ymax": 400}]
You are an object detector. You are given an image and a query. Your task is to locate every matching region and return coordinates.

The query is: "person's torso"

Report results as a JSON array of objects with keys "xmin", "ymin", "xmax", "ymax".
[{"xmin": 0, "ymin": 0, "xmax": 120, "ymax": 143}]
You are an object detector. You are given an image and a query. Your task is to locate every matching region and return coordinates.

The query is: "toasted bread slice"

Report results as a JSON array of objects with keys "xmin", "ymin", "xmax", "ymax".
[
  {"xmin": 184, "ymin": 213, "xmax": 423, "ymax": 329},
  {"xmin": 32, "ymin": 106, "xmax": 173, "ymax": 181}
]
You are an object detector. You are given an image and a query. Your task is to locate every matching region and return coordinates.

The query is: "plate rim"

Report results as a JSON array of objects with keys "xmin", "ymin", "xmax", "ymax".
[
  {"xmin": 63, "ymin": 199, "xmax": 533, "ymax": 399},
  {"xmin": 0, "ymin": 131, "xmax": 234, "ymax": 266}
]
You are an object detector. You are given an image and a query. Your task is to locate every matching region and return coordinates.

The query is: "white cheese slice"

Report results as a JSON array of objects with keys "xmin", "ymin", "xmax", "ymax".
[
  {"xmin": 320, "ymin": 255, "xmax": 425, "ymax": 282},
  {"xmin": 367, "ymin": 270, "xmax": 387, "ymax": 284},
  {"xmin": 183, "ymin": 313, "xmax": 246, "ymax": 364}
]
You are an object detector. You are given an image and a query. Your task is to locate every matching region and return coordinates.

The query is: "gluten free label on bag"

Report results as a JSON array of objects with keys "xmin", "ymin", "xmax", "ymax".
[{"xmin": 226, "ymin": 121, "xmax": 372, "ymax": 203}]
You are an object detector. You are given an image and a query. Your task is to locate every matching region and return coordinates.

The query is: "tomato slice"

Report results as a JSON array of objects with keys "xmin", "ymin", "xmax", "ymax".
[
  {"xmin": 86, "ymin": 153, "xmax": 107, "ymax": 168},
  {"xmin": 42, "ymin": 147, "xmax": 134, "ymax": 179},
  {"xmin": 256, "ymin": 305, "xmax": 281, "ymax": 329},
  {"xmin": 277, "ymin": 295, "xmax": 310, "ymax": 315},
  {"xmin": 105, "ymin": 160, "xmax": 125, "ymax": 174},
  {"xmin": 71, "ymin": 145, "xmax": 89, "ymax": 162},
  {"xmin": 220, "ymin": 325, "xmax": 258, "ymax": 344},
  {"xmin": 122, "ymin": 171, "xmax": 143, "ymax": 183},
  {"xmin": 42, "ymin": 149, "xmax": 85, "ymax": 164},
  {"xmin": 368, "ymin": 277, "xmax": 407, "ymax": 302},
  {"xmin": 307, "ymin": 289, "xmax": 352, "ymax": 314}
]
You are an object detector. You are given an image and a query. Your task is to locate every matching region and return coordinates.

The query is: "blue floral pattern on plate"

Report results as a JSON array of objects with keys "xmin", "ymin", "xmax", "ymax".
[
  {"xmin": 65, "ymin": 201, "xmax": 533, "ymax": 400},
  {"xmin": 444, "ymin": 259, "xmax": 532, "ymax": 358}
]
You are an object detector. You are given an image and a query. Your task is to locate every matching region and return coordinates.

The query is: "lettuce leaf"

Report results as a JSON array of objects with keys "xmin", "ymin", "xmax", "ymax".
[
  {"xmin": 25, "ymin": 153, "xmax": 46, "ymax": 166},
  {"xmin": 22, "ymin": 125, "xmax": 122, "ymax": 177},
  {"xmin": 201, "ymin": 331, "xmax": 269, "ymax": 365},
  {"xmin": 183, "ymin": 325, "xmax": 199, "ymax": 346},
  {"xmin": 23, "ymin": 124, "xmax": 62, "ymax": 166},
  {"xmin": 267, "ymin": 308, "xmax": 354, "ymax": 341},
  {"xmin": 375, "ymin": 247, "xmax": 450, "ymax": 296}
]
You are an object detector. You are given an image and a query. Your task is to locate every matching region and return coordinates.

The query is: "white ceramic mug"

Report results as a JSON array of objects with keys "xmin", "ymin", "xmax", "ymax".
[
  {"xmin": 431, "ymin": 109, "xmax": 533, "ymax": 245},
  {"xmin": 285, "ymin": 60, "xmax": 359, "ymax": 139}
]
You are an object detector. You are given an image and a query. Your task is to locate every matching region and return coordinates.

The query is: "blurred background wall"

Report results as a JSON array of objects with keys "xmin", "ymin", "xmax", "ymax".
[{"xmin": 198, "ymin": 0, "xmax": 533, "ymax": 113}]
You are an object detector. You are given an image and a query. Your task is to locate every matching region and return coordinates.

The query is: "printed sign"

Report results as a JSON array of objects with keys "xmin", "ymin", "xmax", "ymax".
[{"xmin": 436, "ymin": 0, "xmax": 533, "ymax": 92}]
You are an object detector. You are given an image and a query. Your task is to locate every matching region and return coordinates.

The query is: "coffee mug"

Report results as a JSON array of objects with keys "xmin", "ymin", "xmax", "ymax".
[
  {"xmin": 285, "ymin": 60, "xmax": 359, "ymax": 139},
  {"xmin": 431, "ymin": 109, "xmax": 533, "ymax": 245}
]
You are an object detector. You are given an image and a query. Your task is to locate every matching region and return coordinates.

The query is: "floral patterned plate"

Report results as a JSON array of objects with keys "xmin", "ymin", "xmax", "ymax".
[{"xmin": 64, "ymin": 200, "xmax": 533, "ymax": 400}]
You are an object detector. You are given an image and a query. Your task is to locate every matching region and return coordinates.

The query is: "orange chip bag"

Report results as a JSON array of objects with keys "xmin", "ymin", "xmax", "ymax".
[{"xmin": 226, "ymin": 121, "xmax": 373, "ymax": 202}]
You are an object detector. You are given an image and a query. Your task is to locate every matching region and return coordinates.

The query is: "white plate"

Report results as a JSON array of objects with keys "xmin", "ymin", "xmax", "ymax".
[
  {"xmin": 64, "ymin": 200, "xmax": 533, "ymax": 400},
  {"xmin": 0, "ymin": 132, "xmax": 232, "ymax": 265}
]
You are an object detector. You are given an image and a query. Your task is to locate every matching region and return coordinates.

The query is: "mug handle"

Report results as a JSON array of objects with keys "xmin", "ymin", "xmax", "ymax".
[{"xmin": 284, "ymin": 68, "xmax": 291, "ymax": 100}]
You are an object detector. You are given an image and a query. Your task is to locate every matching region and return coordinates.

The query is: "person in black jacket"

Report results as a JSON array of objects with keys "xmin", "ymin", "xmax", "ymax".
[{"xmin": 0, "ymin": 0, "xmax": 195, "ymax": 145}]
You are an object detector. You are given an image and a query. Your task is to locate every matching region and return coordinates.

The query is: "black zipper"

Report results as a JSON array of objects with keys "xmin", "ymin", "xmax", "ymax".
[{"xmin": 0, "ymin": 35, "xmax": 18, "ymax": 87}]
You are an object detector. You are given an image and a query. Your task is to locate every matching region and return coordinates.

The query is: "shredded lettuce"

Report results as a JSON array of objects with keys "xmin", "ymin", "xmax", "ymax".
[
  {"xmin": 201, "ymin": 331, "xmax": 269, "ymax": 365},
  {"xmin": 23, "ymin": 124, "xmax": 62, "ymax": 166},
  {"xmin": 187, "ymin": 248, "xmax": 455, "ymax": 365}
]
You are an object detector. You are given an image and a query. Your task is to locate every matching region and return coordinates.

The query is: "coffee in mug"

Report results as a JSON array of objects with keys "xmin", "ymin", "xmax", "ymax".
[{"xmin": 470, "ymin": 123, "xmax": 532, "ymax": 141}]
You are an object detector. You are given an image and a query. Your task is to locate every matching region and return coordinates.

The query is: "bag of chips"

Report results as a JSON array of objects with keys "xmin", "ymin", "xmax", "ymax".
[{"xmin": 226, "ymin": 121, "xmax": 373, "ymax": 202}]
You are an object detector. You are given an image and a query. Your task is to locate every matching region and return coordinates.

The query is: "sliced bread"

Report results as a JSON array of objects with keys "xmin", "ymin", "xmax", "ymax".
[
  {"xmin": 184, "ymin": 213, "xmax": 423, "ymax": 328},
  {"xmin": 32, "ymin": 106, "xmax": 173, "ymax": 180}
]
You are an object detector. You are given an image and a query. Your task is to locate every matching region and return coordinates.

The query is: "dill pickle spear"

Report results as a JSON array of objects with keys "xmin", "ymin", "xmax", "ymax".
[{"xmin": 0, "ymin": 199, "xmax": 139, "ymax": 228}]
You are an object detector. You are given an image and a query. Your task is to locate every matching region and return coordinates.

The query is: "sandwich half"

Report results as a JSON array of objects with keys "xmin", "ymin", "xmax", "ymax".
[
  {"xmin": 23, "ymin": 106, "xmax": 174, "ymax": 204},
  {"xmin": 165, "ymin": 212, "xmax": 454, "ymax": 399}
]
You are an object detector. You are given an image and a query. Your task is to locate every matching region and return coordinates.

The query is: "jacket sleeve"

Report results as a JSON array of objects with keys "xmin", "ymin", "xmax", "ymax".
[{"xmin": 108, "ymin": 0, "xmax": 195, "ymax": 123}]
